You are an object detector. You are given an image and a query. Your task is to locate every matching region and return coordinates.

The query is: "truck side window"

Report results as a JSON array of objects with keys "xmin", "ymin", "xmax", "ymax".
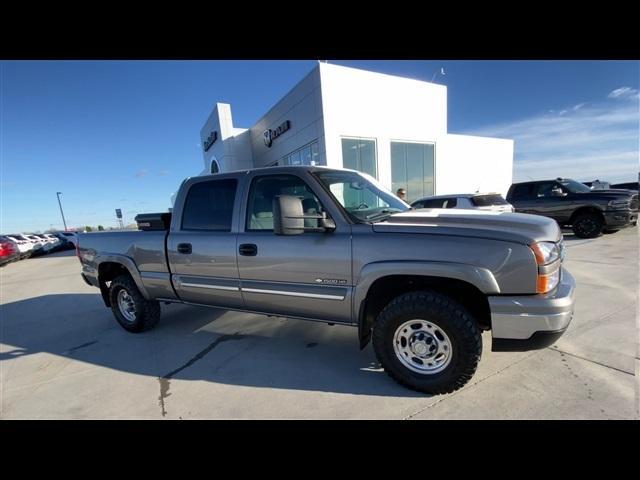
[
  {"xmin": 247, "ymin": 174, "xmax": 323, "ymax": 231},
  {"xmin": 181, "ymin": 179, "xmax": 237, "ymax": 231},
  {"xmin": 420, "ymin": 199, "xmax": 446, "ymax": 208},
  {"xmin": 511, "ymin": 184, "xmax": 534, "ymax": 200},
  {"xmin": 535, "ymin": 182, "xmax": 558, "ymax": 198}
]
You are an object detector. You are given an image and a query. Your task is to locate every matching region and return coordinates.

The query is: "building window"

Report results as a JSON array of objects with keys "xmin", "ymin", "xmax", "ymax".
[
  {"xmin": 210, "ymin": 159, "xmax": 220, "ymax": 174},
  {"xmin": 391, "ymin": 141, "xmax": 435, "ymax": 202},
  {"xmin": 341, "ymin": 138, "xmax": 377, "ymax": 178},
  {"xmin": 281, "ymin": 141, "xmax": 319, "ymax": 166}
]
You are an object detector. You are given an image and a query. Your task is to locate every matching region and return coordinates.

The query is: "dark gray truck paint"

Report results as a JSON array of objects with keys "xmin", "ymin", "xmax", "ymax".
[{"xmin": 79, "ymin": 166, "xmax": 576, "ymax": 353}]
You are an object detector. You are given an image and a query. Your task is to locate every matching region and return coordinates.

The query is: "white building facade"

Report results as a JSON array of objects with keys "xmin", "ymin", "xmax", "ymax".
[{"xmin": 198, "ymin": 63, "xmax": 513, "ymax": 202}]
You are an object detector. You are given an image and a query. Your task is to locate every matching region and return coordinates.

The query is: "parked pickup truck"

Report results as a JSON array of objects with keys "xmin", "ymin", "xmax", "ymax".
[
  {"xmin": 78, "ymin": 166, "xmax": 576, "ymax": 394},
  {"xmin": 507, "ymin": 178, "xmax": 639, "ymax": 238}
]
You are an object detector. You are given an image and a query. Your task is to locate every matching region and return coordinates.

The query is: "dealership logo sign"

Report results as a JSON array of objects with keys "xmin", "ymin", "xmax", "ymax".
[
  {"xmin": 203, "ymin": 130, "xmax": 218, "ymax": 152},
  {"xmin": 263, "ymin": 120, "xmax": 291, "ymax": 148}
]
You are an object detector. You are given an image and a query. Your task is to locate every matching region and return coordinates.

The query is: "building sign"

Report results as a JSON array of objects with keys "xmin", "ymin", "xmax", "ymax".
[
  {"xmin": 263, "ymin": 120, "xmax": 291, "ymax": 148},
  {"xmin": 115, "ymin": 209, "xmax": 122, "ymax": 219},
  {"xmin": 203, "ymin": 130, "xmax": 218, "ymax": 152}
]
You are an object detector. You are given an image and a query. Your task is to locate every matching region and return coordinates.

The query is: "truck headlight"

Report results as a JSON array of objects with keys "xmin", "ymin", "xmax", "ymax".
[
  {"xmin": 607, "ymin": 199, "xmax": 629, "ymax": 209},
  {"xmin": 530, "ymin": 241, "xmax": 562, "ymax": 293},
  {"xmin": 530, "ymin": 241, "xmax": 560, "ymax": 266}
]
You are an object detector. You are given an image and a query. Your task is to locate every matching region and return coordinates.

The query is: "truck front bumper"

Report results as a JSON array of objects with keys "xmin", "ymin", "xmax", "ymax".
[
  {"xmin": 603, "ymin": 209, "xmax": 638, "ymax": 229},
  {"xmin": 489, "ymin": 268, "xmax": 576, "ymax": 351}
]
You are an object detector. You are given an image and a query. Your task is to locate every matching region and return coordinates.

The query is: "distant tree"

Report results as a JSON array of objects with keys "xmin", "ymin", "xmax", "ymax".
[
  {"xmin": 97, "ymin": 225, "xmax": 104, "ymax": 231},
  {"xmin": 85, "ymin": 226, "xmax": 93, "ymax": 232}
]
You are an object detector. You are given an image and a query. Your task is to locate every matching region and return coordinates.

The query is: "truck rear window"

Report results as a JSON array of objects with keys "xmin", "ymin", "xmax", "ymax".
[
  {"xmin": 181, "ymin": 179, "xmax": 237, "ymax": 231},
  {"xmin": 472, "ymin": 194, "xmax": 509, "ymax": 206}
]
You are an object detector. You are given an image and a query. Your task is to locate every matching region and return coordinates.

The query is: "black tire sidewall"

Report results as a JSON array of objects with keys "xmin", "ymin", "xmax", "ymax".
[
  {"xmin": 372, "ymin": 291, "xmax": 482, "ymax": 394},
  {"xmin": 109, "ymin": 275, "xmax": 159, "ymax": 333},
  {"xmin": 572, "ymin": 213, "xmax": 603, "ymax": 238}
]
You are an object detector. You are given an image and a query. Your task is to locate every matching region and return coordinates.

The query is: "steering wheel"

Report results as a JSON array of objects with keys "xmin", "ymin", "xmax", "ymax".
[{"xmin": 357, "ymin": 203, "xmax": 369, "ymax": 209}]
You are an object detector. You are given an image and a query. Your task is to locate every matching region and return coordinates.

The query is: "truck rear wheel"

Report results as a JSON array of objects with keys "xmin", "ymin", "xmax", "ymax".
[
  {"xmin": 372, "ymin": 291, "xmax": 482, "ymax": 394},
  {"xmin": 109, "ymin": 275, "xmax": 161, "ymax": 333},
  {"xmin": 572, "ymin": 213, "xmax": 603, "ymax": 238}
]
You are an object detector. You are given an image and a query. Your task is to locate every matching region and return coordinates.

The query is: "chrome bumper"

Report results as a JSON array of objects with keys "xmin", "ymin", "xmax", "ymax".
[{"xmin": 488, "ymin": 268, "xmax": 575, "ymax": 351}]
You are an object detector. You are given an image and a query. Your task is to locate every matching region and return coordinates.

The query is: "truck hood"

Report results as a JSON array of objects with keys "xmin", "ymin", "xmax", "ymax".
[
  {"xmin": 576, "ymin": 189, "xmax": 637, "ymax": 198},
  {"xmin": 372, "ymin": 209, "xmax": 561, "ymax": 244}
]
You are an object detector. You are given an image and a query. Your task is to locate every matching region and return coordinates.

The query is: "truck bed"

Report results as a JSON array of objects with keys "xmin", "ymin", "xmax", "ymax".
[{"xmin": 78, "ymin": 230, "xmax": 170, "ymax": 274}]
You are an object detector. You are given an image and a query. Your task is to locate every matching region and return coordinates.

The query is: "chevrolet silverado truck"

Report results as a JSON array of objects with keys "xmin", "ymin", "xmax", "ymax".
[
  {"xmin": 507, "ymin": 178, "xmax": 638, "ymax": 238},
  {"xmin": 78, "ymin": 166, "xmax": 576, "ymax": 394}
]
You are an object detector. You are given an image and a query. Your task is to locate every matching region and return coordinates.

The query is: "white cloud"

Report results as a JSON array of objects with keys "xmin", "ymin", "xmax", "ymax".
[
  {"xmin": 608, "ymin": 86, "xmax": 640, "ymax": 100},
  {"xmin": 464, "ymin": 93, "xmax": 639, "ymax": 184},
  {"xmin": 134, "ymin": 169, "xmax": 148, "ymax": 178}
]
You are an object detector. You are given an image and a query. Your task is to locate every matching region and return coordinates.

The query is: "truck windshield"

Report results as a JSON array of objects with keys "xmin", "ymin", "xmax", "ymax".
[
  {"xmin": 314, "ymin": 170, "xmax": 410, "ymax": 222},
  {"xmin": 558, "ymin": 179, "xmax": 592, "ymax": 193}
]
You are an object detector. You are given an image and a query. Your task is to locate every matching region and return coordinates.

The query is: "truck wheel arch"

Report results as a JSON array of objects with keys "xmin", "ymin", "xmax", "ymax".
[
  {"xmin": 96, "ymin": 255, "xmax": 150, "ymax": 307},
  {"xmin": 355, "ymin": 263, "xmax": 497, "ymax": 350},
  {"xmin": 569, "ymin": 205, "xmax": 604, "ymax": 225}
]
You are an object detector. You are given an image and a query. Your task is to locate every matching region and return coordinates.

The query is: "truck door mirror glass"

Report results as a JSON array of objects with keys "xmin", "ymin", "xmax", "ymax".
[{"xmin": 273, "ymin": 195, "xmax": 335, "ymax": 235}]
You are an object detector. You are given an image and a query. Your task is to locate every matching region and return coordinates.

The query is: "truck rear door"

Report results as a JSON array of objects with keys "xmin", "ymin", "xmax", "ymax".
[{"xmin": 167, "ymin": 176, "xmax": 244, "ymax": 309}]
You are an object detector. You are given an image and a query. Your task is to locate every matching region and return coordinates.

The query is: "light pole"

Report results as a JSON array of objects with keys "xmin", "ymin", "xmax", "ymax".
[{"xmin": 56, "ymin": 192, "xmax": 68, "ymax": 231}]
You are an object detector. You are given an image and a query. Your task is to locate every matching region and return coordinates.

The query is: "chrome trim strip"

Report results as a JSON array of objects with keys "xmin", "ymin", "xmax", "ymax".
[
  {"xmin": 180, "ymin": 282, "xmax": 239, "ymax": 292},
  {"xmin": 242, "ymin": 287, "xmax": 344, "ymax": 301}
]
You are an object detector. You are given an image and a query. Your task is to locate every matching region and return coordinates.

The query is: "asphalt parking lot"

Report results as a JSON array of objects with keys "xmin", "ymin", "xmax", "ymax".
[{"xmin": 1, "ymin": 228, "xmax": 638, "ymax": 419}]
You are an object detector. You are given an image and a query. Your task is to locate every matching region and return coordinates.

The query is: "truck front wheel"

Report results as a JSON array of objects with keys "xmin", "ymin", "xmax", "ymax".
[
  {"xmin": 572, "ymin": 213, "xmax": 603, "ymax": 238},
  {"xmin": 372, "ymin": 291, "xmax": 482, "ymax": 394},
  {"xmin": 109, "ymin": 275, "xmax": 161, "ymax": 333}
]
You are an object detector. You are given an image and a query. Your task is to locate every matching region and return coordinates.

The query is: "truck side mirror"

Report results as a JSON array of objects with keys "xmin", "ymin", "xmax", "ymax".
[{"xmin": 273, "ymin": 195, "xmax": 335, "ymax": 235}]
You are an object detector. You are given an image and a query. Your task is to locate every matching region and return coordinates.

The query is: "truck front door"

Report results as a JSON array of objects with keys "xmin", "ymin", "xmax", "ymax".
[
  {"xmin": 236, "ymin": 172, "xmax": 353, "ymax": 323},
  {"xmin": 532, "ymin": 181, "xmax": 572, "ymax": 223}
]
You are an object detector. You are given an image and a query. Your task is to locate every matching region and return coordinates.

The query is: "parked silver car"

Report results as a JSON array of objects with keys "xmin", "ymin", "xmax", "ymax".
[
  {"xmin": 5, "ymin": 235, "xmax": 35, "ymax": 258},
  {"xmin": 411, "ymin": 193, "xmax": 514, "ymax": 213}
]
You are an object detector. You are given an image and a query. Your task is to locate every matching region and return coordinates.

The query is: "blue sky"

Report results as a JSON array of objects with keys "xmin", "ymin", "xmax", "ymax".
[{"xmin": 1, "ymin": 60, "xmax": 638, "ymax": 232}]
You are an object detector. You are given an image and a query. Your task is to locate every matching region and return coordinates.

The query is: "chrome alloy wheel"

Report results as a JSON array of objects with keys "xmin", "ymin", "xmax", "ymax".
[
  {"xmin": 393, "ymin": 319, "xmax": 453, "ymax": 374},
  {"xmin": 117, "ymin": 289, "xmax": 137, "ymax": 323}
]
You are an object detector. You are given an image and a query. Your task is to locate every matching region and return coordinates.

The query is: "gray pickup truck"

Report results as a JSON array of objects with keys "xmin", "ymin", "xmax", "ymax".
[{"xmin": 78, "ymin": 166, "xmax": 576, "ymax": 394}]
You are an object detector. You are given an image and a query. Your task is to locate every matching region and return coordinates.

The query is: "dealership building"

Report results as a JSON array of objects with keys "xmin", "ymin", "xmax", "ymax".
[{"xmin": 197, "ymin": 62, "xmax": 513, "ymax": 202}]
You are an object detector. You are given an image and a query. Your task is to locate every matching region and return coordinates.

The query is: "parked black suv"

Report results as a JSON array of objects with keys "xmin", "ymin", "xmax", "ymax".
[{"xmin": 507, "ymin": 178, "xmax": 638, "ymax": 238}]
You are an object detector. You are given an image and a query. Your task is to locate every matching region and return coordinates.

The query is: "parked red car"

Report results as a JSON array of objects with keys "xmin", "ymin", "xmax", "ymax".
[{"xmin": 0, "ymin": 236, "xmax": 20, "ymax": 266}]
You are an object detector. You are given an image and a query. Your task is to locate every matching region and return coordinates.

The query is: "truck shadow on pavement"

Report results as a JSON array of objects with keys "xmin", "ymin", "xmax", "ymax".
[{"xmin": 1, "ymin": 293, "xmax": 427, "ymax": 399}]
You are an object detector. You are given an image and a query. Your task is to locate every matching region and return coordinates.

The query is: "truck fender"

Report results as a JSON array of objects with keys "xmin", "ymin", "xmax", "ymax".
[
  {"xmin": 94, "ymin": 253, "xmax": 151, "ymax": 303},
  {"xmin": 353, "ymin": 261, "xmax": 500, "ymax": 349}
]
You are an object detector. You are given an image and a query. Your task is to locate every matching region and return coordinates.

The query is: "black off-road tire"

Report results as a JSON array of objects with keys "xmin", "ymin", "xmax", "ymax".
[
  {"xmin": 109, "ymin": 274, "xmax": 161, "ymax": 333},
  {"xmin": 372, "ymin": 290, "xmax": 482, "ymax": 395},
  {"xmin": 572, "ymin": 213, "xmax": 604, "ymax": 238}
]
